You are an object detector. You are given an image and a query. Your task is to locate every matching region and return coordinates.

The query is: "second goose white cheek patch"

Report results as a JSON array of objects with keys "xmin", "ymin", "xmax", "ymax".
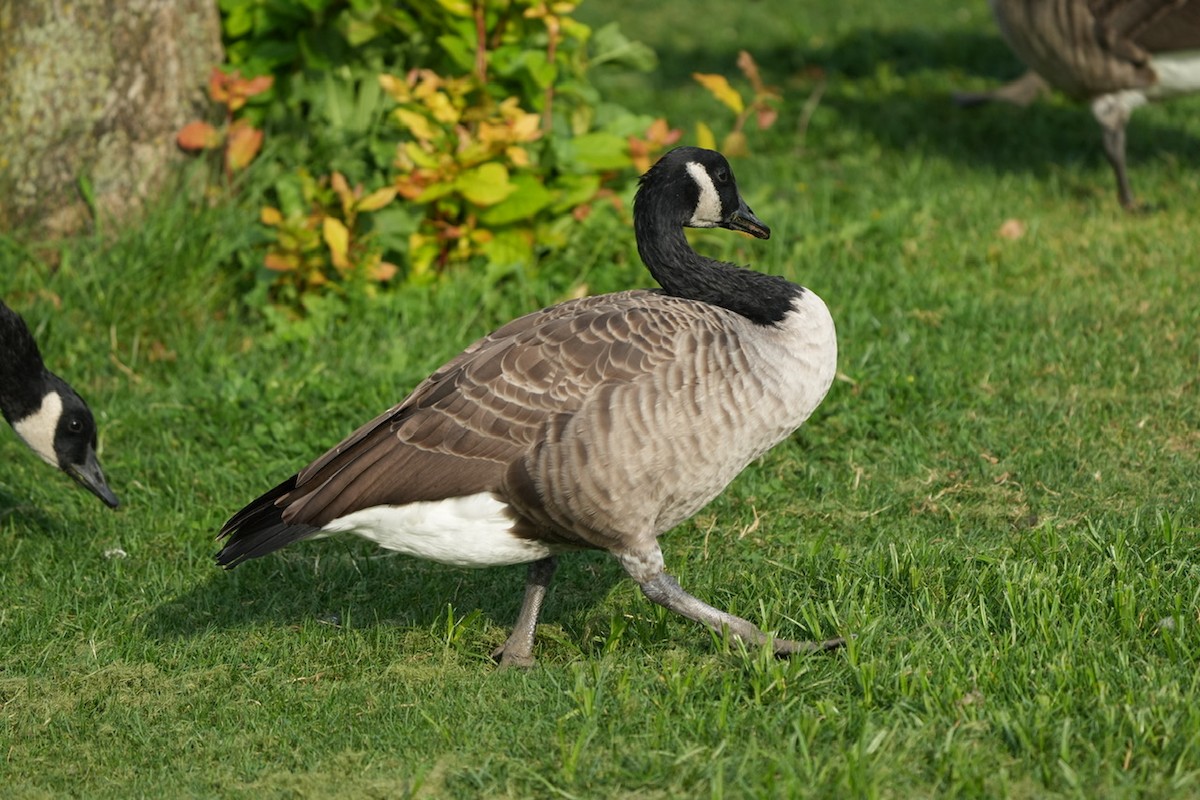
[{"xmin": 12, "ymin": 391, "xmax": 63, "ymax": 467}]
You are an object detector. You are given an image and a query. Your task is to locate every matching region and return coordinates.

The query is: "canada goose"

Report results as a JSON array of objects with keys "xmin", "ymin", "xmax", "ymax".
[
  {"xmin": 1, "ymin": 299, "xmax": 119, "ymax": 508},
  {"xmin": 217, "ymin": 147, "xmax": 843, "ymax": 666},
  {"xmin": 956, "ymin": 0, "xmax": 1200, "ymax": 209}
]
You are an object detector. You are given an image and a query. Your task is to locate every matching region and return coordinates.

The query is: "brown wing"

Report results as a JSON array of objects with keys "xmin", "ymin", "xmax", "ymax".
[
  {"xmin": 276, "ymin": 289, "xmax": 702, "ymax": 528},
  {"xmin": 1089, "ymin": 0, "xmax": 1200, "ymax": 55}
]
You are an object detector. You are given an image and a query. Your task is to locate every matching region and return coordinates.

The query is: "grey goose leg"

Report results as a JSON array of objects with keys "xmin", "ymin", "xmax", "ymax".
[
  {"xmin": 492, "ymin": 556, "xmax": 558, "ymax": 668},
  {"xmin": 619, "ymin": 548, "xmax": 844, "ymax": 656},
  {"xmin": 1091, "ymin": 92, "xmax": 1145, "ymax": 211},
  {"xmin": 1101, "ymin": 122, "xmax": 1137, "ymax": 210}
]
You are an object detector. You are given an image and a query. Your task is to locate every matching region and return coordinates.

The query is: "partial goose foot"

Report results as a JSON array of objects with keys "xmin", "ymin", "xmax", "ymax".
[
  {"xmin": 772, "ymin": 635, "xmax": 846, "ymax": 657},
  {"xmin": 491, "ymin": 642, "xmax": 536, "ymax": 669},
  {"xmin": 952, "ymin": 69, "xmax": 1047, "ymax": 108}
]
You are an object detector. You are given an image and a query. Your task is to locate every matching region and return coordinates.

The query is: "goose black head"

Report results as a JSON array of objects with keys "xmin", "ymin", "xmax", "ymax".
[
  {"xmin": 636, "ymin": 146, "xmax": 770, "ymax": 239},
  {"xmin": 9, "ymin": 374, "xmax": 120, "ymax": 509}
]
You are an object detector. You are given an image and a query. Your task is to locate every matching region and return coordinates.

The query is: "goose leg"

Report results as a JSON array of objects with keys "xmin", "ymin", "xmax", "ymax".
[
  {"xmin": 1101, "ymin": 121, "xmax": 1136, "ymax": 210},
  {"xmin": 1091, "ymin": 92, "xmax": 1146, "ymax": 211},
  {"xmin": 492, "ymin": 556, "xmax": 558, "ymax": 668},
  {"xmin": 619, "ymin": 548, "xmax": 844, "ymax": 656}
]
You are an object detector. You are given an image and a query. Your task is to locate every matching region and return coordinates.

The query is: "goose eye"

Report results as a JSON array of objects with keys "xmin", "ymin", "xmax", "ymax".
[
  {"xmin": 714, "ymin": 168, "xmax": 729, "ymax": 184},
  {"xmin": 68, "ymin": 418, "xmax": 84, "ymax": 434}
]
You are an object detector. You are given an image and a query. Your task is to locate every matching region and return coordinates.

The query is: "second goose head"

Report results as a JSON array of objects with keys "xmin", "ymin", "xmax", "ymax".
[{"xmin": 1, "ymin": 300, "xmax": 119, "ymax": 508}]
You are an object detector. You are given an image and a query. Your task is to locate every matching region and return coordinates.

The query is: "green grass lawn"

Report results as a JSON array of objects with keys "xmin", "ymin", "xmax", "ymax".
[{"xmin": 4, "ymin": 1, "xmax": 1200, "ymax": 796}]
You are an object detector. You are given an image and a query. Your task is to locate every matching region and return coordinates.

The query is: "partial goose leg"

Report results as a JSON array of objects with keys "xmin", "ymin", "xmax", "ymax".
[
  {"xmin": 492, "ymin": 556, "xmax": 558, "ymax": 668},
  {"xmin": 619, "ymin": 548, "xmax": 844, "ymax": 656},
  {"xmin": 951, "ymin": 69, "xmax": 1048, "ymax": 108}
]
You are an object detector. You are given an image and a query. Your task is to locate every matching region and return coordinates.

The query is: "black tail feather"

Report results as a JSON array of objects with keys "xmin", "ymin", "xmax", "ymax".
[{"xmin": 216, "ymin": 474, "xmax": 319, "ymax": 568}]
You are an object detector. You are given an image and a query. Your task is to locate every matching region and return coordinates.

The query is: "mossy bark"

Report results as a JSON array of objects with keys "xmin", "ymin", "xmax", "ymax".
[{"xmin": 0, "ymin": 0, "xmax": 222, "ymax": 236}]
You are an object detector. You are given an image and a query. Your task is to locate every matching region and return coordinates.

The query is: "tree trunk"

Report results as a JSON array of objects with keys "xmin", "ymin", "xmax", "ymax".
[{"xmin": 0, "ymin": 0, "xmax": 223, "ymax": 236}]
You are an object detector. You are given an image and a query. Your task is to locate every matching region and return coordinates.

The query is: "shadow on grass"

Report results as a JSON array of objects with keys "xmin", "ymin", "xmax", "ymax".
[
  {"xmin": 0, "ymin": 485, "xmax": 71, "ymax": 535},
  {"xmin": 139, "ymin": 540, "xmax": 625, "ymax": 654}
]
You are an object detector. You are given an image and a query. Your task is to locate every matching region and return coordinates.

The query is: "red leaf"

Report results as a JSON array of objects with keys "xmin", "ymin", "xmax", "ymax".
[
  {"xmin": 755, "ymin": 106, "xmax": 779, "ymax": 130},
  {"xmin": 239, "ymin": 75, "xmax": 274, "ymax": 98},
  {"xmin": 225, "ymin": 121, "xmax": 263, "ymax": 171},
  {"xmin": 177, "ymin": 121, "xmax": 220, "ymax": 151},
  {"xmin": 208, "ymin": 67, "xmax": 231, "ymax": 104}
]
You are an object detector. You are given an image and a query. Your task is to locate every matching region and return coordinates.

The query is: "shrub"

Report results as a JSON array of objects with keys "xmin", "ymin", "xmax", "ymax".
[{"xmin": 198, "ymin": 0, "xmax": 664, "ymax": 309}]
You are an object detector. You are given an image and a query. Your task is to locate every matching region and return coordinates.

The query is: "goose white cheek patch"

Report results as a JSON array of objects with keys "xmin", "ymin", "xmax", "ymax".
[
  {"xmin": 13, "ymin": 391, "xmax": 63, "ymax": 467},
  {"xmin": 686, "ymin": 161, "xmax": 722, "ymax": 227}
]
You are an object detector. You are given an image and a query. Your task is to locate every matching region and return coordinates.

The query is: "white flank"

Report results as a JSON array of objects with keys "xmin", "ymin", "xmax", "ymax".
[
  {"xmin": 12, "ymin": 391, "xmax": 63, "ymax": 467},
  {"xmin": 319, "ymin": 492, "xmax": 555, "ymax": 568},
  {"xmin": 685, "ymin": 161, "xmax": 722, "ymax": 227},
  {"xmin": 1148, "ymin": 51, "xmax": 1200, "ymax": 98}
]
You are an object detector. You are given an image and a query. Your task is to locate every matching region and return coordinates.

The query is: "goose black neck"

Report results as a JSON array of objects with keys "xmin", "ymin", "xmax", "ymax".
[
  {"xmin": 634, "ymin": 214, "xmax": 800, "ymax": 327},
  {"xmin": 0, "ymin": 302, "xmax": 50, "ymax": 423}
]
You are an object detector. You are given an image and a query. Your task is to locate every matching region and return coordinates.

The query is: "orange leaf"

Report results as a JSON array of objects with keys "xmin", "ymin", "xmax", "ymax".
[
  {"xmin": 264, "ymin": 252, "xmax": 298, "ymax": 272},
  {"xmin": 177, "ymin": 121, "xmax": 220, "ymax": 151},
  {"xmin": 628, "ymin": 137, "xmax": 650, "ymax": 174},
  {"xmin": 645, "ymin": 118, "xmax": 682, "ymax": 147},
  {"xmin": 737, "ymin": 50, "xmax": 765, "ymax": 94},
  {"xmin": 225, "ymin": 121, "xmax": 263, "ymax": 171},
  {"xmin": 372, "ymin": 261, "xmax": 399, "ymax": 282}
]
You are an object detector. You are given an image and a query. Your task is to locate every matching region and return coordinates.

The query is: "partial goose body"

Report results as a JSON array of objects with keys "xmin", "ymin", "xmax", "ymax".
[
  {"xmin": 217, "ymin": 147, "xmax": 841, "ymax": 666},
  {"xmin": 0, "ymin": 299, "xmax": 119, "ymax": 508},
  {"xmin": 959, "ymin": 0, "xmax": 1200, "ymax": 208}
]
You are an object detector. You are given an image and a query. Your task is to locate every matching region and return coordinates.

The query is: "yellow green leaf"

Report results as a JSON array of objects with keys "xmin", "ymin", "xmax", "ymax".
[
  {"xmin": 323, "ymin": 217, "xmax": 351, "ymax": 270},
  {"xmin": 456, "ymin": 162, "xmax": 516, "ymax": 207},
  {"xmin": 260, "ymin": 206, "xmax": 283, "ymax": 226},
  {"xmin": 695, "ymin": 121, "xmax": 717, "ymax": 151},
  {"xmin": 693, "ymin": 73, "xmax": 744, "ymax": 115},
  {"xmin": 357, "ymin": 186, "xmax": 397, "ymax": 212},
  {"xmin": 378, "ymin": 73, "xmax": 411, "ymax": 102},
  {"xmin": 394, "ymin": 108, "xmax": 438, "ymax": 142},
  {"xmin": 435, "ymin": 0, "xmax": 472, "ymax": 16}
]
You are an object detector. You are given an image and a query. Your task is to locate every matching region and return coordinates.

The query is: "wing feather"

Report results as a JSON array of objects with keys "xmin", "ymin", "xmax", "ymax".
[{"xmin": 222, "ymin": 290, "xmax": 731, "ymax": 543}]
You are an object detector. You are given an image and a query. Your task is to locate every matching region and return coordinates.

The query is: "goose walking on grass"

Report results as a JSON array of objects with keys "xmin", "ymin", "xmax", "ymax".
[
  {"xmin": 1, "ymin": 299, "xmax": 119, "ymax": 508},
  {"xmin": 217, "ymin": 147, "xmax": 843, "ymax": 666},
  {"xmin": 956, "ymin": 0, "xmax": 1200, "ymax": 209}
]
